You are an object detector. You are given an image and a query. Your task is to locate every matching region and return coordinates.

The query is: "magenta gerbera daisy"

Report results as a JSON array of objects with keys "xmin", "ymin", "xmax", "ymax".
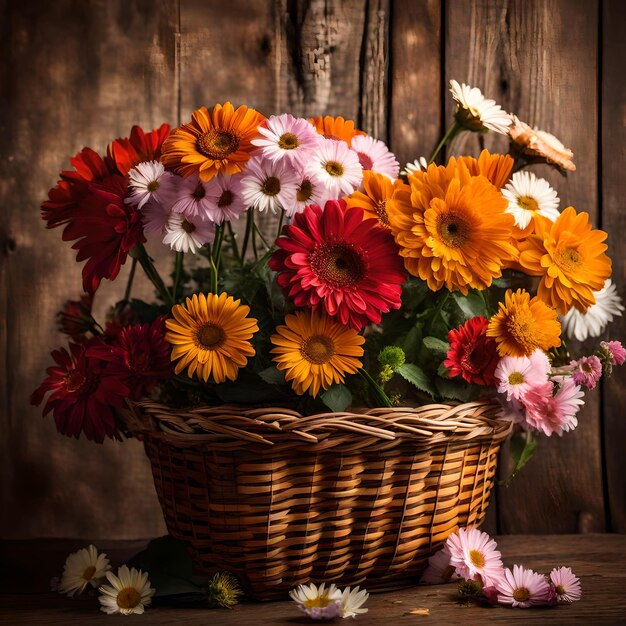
[
  {"xmin": 445, "ymin": 527, "xmax": 504, "ymax": 586},
  {"xmin": 204, "ymin": 173, "xmax": 247, "ymax": 223},
  {"xmin": 496, "ymin": 564, "xmax": 554, "ymax": 608},
  {"xmin": 570, "ymin": 355, "xmax": 602, "ymax": 390},
  {"xmin": 269, "ymin": 200, "xmax": 406, "ymax": 330},
  {"xmin": 549, "ymin": 566, "xmax": 582, "ymax": 603},
  {"xmin": 350, "ymin": 134, "xmax": 400, "ymax": 180}
]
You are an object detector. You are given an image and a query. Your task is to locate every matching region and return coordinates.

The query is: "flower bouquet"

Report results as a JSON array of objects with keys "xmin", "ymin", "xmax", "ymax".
[{"xmin": 33, "ymin": 81, "xmax": 623, "ymax": 600}]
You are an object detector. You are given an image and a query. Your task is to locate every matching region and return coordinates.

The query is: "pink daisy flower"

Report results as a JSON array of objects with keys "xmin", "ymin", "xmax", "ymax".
[
  {"xmin": 495, "ymin": 350, "xmax": 550, "ymax": 402},
  {"xmin": 497, "ymin": 395, "xmax": 527, "ymax": 426},
  {"xmin": 286, "ymin": 171, "xmax": 331, "ymax": 217},
  {"xmin": 204, "ymin": 173, "xmax": 247, "ymax": 223},
  {"xmin": 602, "ymin": 340, "xmax": 626, "ymax": 366},
  {"xmin": 305, "ymin": 137, "xmax": 363, "ymax": 198},
  {"xmin": 421, "ymin": 545, "xmax": 461, "ymax": 584},
  {"xmin": 141, "ymin": 200, "xmax": 171, "ymax": 235},
  {"xmin": 350, "ymin": 134, "xmax": 400, "ymax": 180},
  {"xmin": 240, "ymin": 156, "xmax": 299, "ymax": 214},
  {"xmin": 126, "ymin": 160, "xmax": 177, "ymax": 209},
  {"xmin": 570, "ymin": 355, "xmax": 602, "ymax": 390},
  {"xmin": 549, "ymin": 566, "xmax": 582, "ymax": 603},
  {"xmin": 445, "ymin": 528, "xmax": 504, "ymax": 586},
  {"xmin": 523, "ymin": 377, "xmax": 584, "ymax": 436},
  {"xmin": 170, "ymin": 175, "xmax": 212, "ymax": 218},
  {"xmin": 251, "ymin": 114, "xmax": 321, "ymax": 165},
  {"xmin": 496, "ymin": 564, "xmax": 554, "ymax": 608}
]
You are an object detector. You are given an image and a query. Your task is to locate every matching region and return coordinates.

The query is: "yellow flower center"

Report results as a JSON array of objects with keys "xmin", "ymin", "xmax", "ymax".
[
  {"xmin": 197, "ymin": 323, "xmax": 226, "ymax": 349},
  {"xmin": 82, "ymin": 565, "xmax": 96, "ymax": 581},
  {"xmin": 261, "ymin": 176, "xmax": 281, "ymax": 196},
  {"xmin": 555, "ymin": 584, "xmax": 566, "ymax": 595},
  {"xmin": 506, "ymin": 310, "xmax": 538, "ymax": 354},
  {"xmin": 218, "ymin": 190, "xmax": 234, "ymax": 207},
  {"xmin": 297, "ymin": 180, "xmax": 313, "ymax": 202},
  {"xmin": 376, "ymin": 200, "xmax": 390, "ymax": 227},
  {"xmin": 197, "ymin": 129, "xmax": 240, "ymax": 159},
  {"xmin": 513, "ymin": 587, "xmax": 531, "ymax": 602},
  {"xmin": 508, "ymin": 371, "xmax": 525, "ymax": 385},
  {"xmin": 324, "ymin": 160, "xmax": 345, "ymax": 177},
  {"xmin": 556, "ymin": 246, "xmax": 583, "ymax": 272},
  {"xmin": 302, "ymin": 335, "xmax": 336, "ymax": 364},
  {"xmin": 517, "ymin": 195, "xmax": 539, "ymax": 212},
  {"xmin": 310, "ymin": 242, "xmax": 366, "ymax": 288},
  {"xmin": 303, "ymin": 594, "xmax": 333, "ymax": 609},
  {"xmin": 116, "ymin": 586, "xmax": 141, "ymax": 610},
  {"xmin": 147, "ymin": 180, "xmax": 160, "ymax": 192},
  {"xmin": 193, "ymin": 182, "xmax": 206, "ymax": 200},
  {"xmin": 181, "ymin": 219, "xmax": 196, "ymax": 234},
  {"xmin": 468, "ymin": 549, "xmax": 485, "ymax": 568},
  {"xmin": 278, "ymin": 132, "xmax": 300, "ymax": 150},
  {"xmin": 437, "ymin": 212, "xmax": 470, "ymax": 248}
]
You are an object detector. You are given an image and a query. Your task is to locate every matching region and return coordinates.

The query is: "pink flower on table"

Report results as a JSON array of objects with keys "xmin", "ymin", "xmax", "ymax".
[
  {"xmin": 445, "ymin": 528, "xmax": 504, "ymax": 586},
  {"xmin": 549, "ymin": 566, "xmax": 582, "ymax": 603},
  {"xmin": 495, "ymin": 349, "xmax": 550, "ymax": 402},
  {"xmin": 602, "ymin": 340, "xmax": 626, "ymax": 366},
  {"xmin": 523, "ymin": 377, "xmax": 584, "ymax": 436},
  {"xmin": 421, "ymin": 545, "xmax": 461, "ymax": 584},
  {"xmin": 570, "ymin": 355, "xmax": 602, "ymax": 390},
  {"xmin": 496, "ymin": 564, "xmax": 555, "ymax": 608}
]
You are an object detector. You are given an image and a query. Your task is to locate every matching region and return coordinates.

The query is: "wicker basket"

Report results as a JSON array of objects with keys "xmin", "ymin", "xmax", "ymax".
[{"xmin": 120, "ymin": 400, "xmax": 510, "ymax": 600}]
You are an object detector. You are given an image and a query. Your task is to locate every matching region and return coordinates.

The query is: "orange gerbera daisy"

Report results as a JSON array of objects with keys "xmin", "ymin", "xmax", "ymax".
[
  {"xmin": 165, "ymin": 292, "xmax": 258, "ymax": 383},
  {"xmin": 161, "ymin": 102, "xmax": 265, "ymax": 181},
  {"xmin": 459, "ymin": 150, "xmax": 514, "ymax": 189},
  {"xmin": 270, "ymin": 310, "xmax": 364, "ymax": 397},
  {"xmin": 518, "ymin": 206, "xmax": 611, "ymax": 315},
  {"xmin": 487, "ymin": 289, "xmax": 561, "ymax": 357},
  {"xmin": 344, "ymin": 170, "xmax": 403, "ymax": 228},
  {"xmin": 387, "ymin": 155, "xmax": 517, "ymax": 293},
  {"xmin": 309, "ymin": 115, "xmax": 366, "ymax": 146}
]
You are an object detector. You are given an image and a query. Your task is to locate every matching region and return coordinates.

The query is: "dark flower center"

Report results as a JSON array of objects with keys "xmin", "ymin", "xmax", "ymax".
[
  {"xmin": 197, "ymin": 323, "xmax": 225, "ymax": 349},
  {"xmin": 192, "ymin": 182, "xmax": 206, "ymax": 200},
  {"xmin": 181, "ymin": 219, "xmax": 196, "ymax": 233},
  {"xmin": 513, "ymin": 587, "xmax": 530, "ymax": 602},
  {"xmin": 82, "ymin": 566, "xmax": 96, "ymax": 581},
  {"xmin": 278, "ymin": 132, "xmax": 300, "ymax": 150},
  {"xmin": 310, "ymin": 242, "xmax": 366, "ymax": 288},
  {"xmin": 147, "ymin": 180, "xmax": 160, "ymax": 192},
  {"xmin": 261, "ymin": 176, "xmax": 281, "ymax": 196},
  {"xmin": 556, "ymin": 246, "xmax": 583, "ymax": 271},
  {"xmin": 324, "ymin": 160, "xmax": 345, "ymax": 177},
  {"xmin": 116, "ymin": 587, "xmax": 141, "ymax": 610},
  {"xmin": 301, "ymin": 335, "xmax": 335, "ymax": 364},
  {"xmin": 64, "ymin": 370, "xmax": 86, "ymax": 392},
  {"xmin": 297, "ymin": 180, "xmax": 313, "ymax": 202},
  {"xmin": 437, "ymin": 212, "xmax": 470, "ymax": 248},
  {"xmin": 376, "ymin": 200, "xmax": 390, "ymax": 227},
  {"xmin": 461, "ymin": 344, "xmax": 483, "ymax": 374},
  {"xmin": 197, "ymin": 129, "xmax": 240, "ymax": 160},
  {"xmin": 218, "ymin": 190, "xmax": 234, "ymax": 207},
  {"xmin": 356, "ymin": 151, "xmax": 373, "ymax": 170}
]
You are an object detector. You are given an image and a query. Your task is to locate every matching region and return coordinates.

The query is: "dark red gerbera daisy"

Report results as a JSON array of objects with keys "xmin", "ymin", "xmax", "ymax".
[
  {"xmin": 269, "ymin": 199, "xmax": 406, "ymax": 330},
  {"xmin": 63, "ymin": 175, "xmax": 146, "ymax": 294},
  {"xmin": 30, "ymin": 339, "xmax": 129, "ymax": 442},
  {"xmin": 87, "ymin": 317, "xmax": 173, "ymax": 399},
  {"xmin": 444, "ymin": 315, "xmax": 500, "ymax": 386},
  {"xmin": 56, "ymin": 293, "xmax": 95, "ymax": 340},
  {"xmin": 107, "ymin": 124, "xmax": 171, "ymax": 176}
]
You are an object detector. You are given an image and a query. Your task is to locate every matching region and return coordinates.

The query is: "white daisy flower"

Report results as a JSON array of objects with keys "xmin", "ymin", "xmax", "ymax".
[
  {"xmin": 204, "ymin": 173, "xmax": 247, "ymax": 223},
  {"xmin": 338, "ymin": 586, "xmax": 369, "ymax": 618},
  {"xmin": 98, "ymin": 565, "xmax": 155, "ymax": 616},
  {"xmin": 305, "ymin": 137, "xmax": 363, "ymax": 198},
  {"xmin": 449, "ymin": 79, "xmax": 512, "ymax": 134},
  {"xmin": 163, "ymin": 212, "xmax": 215, "ymax": 253},
  {"xmin": 286, "ymin": 171, "xmax": 330, "ymax": 217},
  {"xmin": 290, "ymin": 582, "xmax": 342, "ymax": 620},
  {"xmin": 501, "ymin": 171, "xmax": 560, "ymax": 229},
  {"xmin": 58, "ymin": 545, "xmax": 111, "ymax": 597},
  {"xmin": 240, "ymin": 156, "xmax": 299, "ymax": 214},
  {"xmin": 401, "ymin": 156, "xmax": 428, "ymax": 177},
  {"xmin": 350, "ymin": 135, "xmax": 400, "ymax": 180},
  {"xmin": 560, "ymin": 279, "xmax": 624, "ymax": 341},
  {"xmin": 126, "ymin": 160, "xmax": 177, "ymax": 209}
]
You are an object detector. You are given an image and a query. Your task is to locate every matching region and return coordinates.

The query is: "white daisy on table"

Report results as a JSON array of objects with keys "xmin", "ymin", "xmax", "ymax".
[
  {"xmin": 240, "ymin": 156, "xmax": 299, "ymax": 214},
  {"xmin": 58, "ymin": 544, "xmax": 111, "ymax": 597},
  {"xmin": 401, "ymin": 156, "xmax": 428, "ymax": 178},
  {"xmin": 549, "ymin": 566, "xmax": 582, "ymax": 603},
  {"xmin": 338, "ymin": 586, "xmax": 369, "ymax": 618},
  {"xmin": 126, "ymin": 160, "xmax": 177, "ymax": 209},
  {"xmin": 162, "ymin": 212, "xmax": 215, "ymax": 253},
  {"xmin": 501, "ymin": 171, "xmax": 560, "ymax": 229},
  {"xmin": 98, "ymin": 565, "xmax": 155, "ymax": 616},
  {"xmin": 350, "ymin": 134, "xmax": 400, "ymax": 180},
  {"xmin": 449, "ymin": 79, "xmax": 512, "ymax": 134},
  {"xmin": 286, "ymin": 171, "xmax": 330, "ymax": 217},
  {"xmin": 290, "ymin": 582, "xmax": 342, "ymax": 620},
  {"xmin": 251, "ymin": 113, "xmax": 321, "ymax": 165},
  {"xmin": 204, "ymin": 173, "xmax": 247, "ymax": 223},
  {"xmin": 170, "ymin": 174, "xmax": 212, "ymax": 219},
  {"xmin": 305, "ymin": 137, "xmax": 363, "ymax": 198},
  {"xmin": 560, "ymin": 279, "xmax": 624, "ymax": 342}
]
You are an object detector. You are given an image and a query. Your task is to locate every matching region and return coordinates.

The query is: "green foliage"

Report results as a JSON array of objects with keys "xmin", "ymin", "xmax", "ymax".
[
  {"xmin": 321, "ymin": 384, "xmax": 353, "ymax": 412},
  {"xmin": 501, "ymin": 431, "xmax": 537, "ymax": 486},
  {"xmin": 395, "ymin": 363, "xmax": 436, "ymax": 396}
]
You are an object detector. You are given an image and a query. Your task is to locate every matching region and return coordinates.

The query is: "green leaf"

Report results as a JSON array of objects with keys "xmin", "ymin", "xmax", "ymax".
[
  {"xmin": 423, "ymin": 336, "xmax": 450, "ymax": 357},
  {"xmin": 435, "ymin": 377, "xmax": 480, "ymax": 402},
  {"xmin": 501, "ymin": 432, "xmax": 537, "ymax": 486},
  {"xmin": 321, "ymin": 384, "xmax": 352, "ymax": 412},
  {"xmin": 402, "ymin": 324, "xmax": 423, "ymax": 361},
  {"xmin": 452, "ymin": 291, "xmax": 488, "ymax": 320},
  {"xmin": 395, "ymin": 363, "xmax": 436, "ymax": 397},
  {"xmin": 258, "ymin": 366, "xmax": 286, "ymax": 385}
]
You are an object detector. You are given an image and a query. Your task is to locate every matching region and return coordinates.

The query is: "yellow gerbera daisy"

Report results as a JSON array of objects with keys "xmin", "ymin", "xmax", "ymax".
[
  {"xmin": 518, "ymin": 206, "xmax": 611, "ymax": 315},
  {"xmin": 344, "ymin": 170, "xmax": 403, "ymax": 228},
  {"xmin": 459, "ymin": 149, "xmax": 514, "ymax": 190},
  {"xmin": 386, "ymin": 155, "xmax": 517, "ymax": 293},
  {"xmin": 487, "ymin": 289, "xmax": 561, "ymax": 357},
  {"xmin": 161, "ymin": 102, "xmax": 266, "ymax": 181},
  {"xmin": 165, "ymin": 292, "xmax": 258, "ymax": 383},
  {"xmin": 270, "ymin": 310, "xmax": 365, "ymax": 397}
]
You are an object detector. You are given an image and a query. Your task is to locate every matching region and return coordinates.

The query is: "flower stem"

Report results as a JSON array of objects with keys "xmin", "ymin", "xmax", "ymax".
[
  {"xmin": 226, "ymin": 222, "xmax": 241, "ymax": 264},
  {"xmin": 123, "ymin": 257, "xmax": 138, "ymax": 302},
  {"xmin": 212, "ymin": 225, "xmax": 225, "ymax": 266},
  {"xmin": 276, "ymin": 208, "xmax": 285, "ymax": 241},
  {"xmin": 131, "ymin": 243, "xmax": 174, "ymax": 308},
  {"xmin": 206, "ymin": 243, "xmax": 219, "ymax": 294},
  {"xmin": 252, "ymin": 216, "xmax": 259, "ymax": 260},
  {"xmin": 240, "ymin": 210, "xmax": 254, "ymax": 265},
  {"xmin": 173, "ymin": 251, "xmax": 184, "ymax": 302},
  {"xmin": 426, "ymin": 290, "xmax": 450, "ymax": 335},
  {"xmin": 254, "ymin": 221, "xmax": 271, "ymax": 250},
  {"xmin": 429, "ymin": 121, "xmax": 461, "ymax": 164},
  {"xmin": 359, "ymin": 369, "xmax": 393, "ymax": 408}
]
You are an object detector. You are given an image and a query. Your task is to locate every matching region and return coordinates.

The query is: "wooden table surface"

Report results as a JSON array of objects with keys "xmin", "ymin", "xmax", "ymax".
[{"xmin": 1, "ymin": 535, "xmax": 624, "ymax": 625}]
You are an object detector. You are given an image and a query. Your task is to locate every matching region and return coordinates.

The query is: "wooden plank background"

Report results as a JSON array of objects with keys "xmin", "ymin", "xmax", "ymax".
[{"xmin": 0, "ymin": 0, "xmax": 624, "ymax": 539}]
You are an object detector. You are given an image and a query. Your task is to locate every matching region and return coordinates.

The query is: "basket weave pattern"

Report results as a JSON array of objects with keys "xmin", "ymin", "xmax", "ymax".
[{"xmin": 121, "ymin": 401, "xmax": 510, "ymax": 599}]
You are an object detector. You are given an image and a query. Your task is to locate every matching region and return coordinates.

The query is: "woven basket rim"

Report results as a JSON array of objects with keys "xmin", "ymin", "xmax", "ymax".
[{"xmin": 118, "ymin": 399, "xmax": 512, "ymax": 451}]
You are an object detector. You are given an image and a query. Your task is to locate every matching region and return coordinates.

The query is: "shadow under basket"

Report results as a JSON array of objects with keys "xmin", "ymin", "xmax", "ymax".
[{"xmin": 119, "ymin": 401, "xmax": 511, "ymax": 600}]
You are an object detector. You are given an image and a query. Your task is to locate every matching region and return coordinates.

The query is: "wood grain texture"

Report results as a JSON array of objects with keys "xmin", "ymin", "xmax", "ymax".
[
  {"xmin": 447, "ymin": 0, "xmax": 605, "ymax": 534},
  {"xmin": 601, "ymin": 0, "xmax": 626, "ymax": 533},
  {"xmin": 2, "ymin": 535, "xmax": 625, "ymax": 624}
]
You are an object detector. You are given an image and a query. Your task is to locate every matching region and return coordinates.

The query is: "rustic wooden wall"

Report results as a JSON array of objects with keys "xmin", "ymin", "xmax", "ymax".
[{"xmin": 1, "ymin": 0, "xmax": 624, "ymax": 539}]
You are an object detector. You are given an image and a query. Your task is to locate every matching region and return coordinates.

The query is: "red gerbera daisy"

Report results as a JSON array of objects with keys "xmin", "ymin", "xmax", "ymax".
[
  {"xmin": 87, "ymin": 318, "xmax": 173, "ymax": 399},
  {"xmin": 269, "ymin": 199, "xmax": 406, "ymax": 330},
  {"xmin": 63, "ymin": 175, "xmax": 146, "ymax": 294},
  {"xmin": 30, "ymin": 339, "xmax": 129, "ymax": 442},
  {"xmin": 56, "ymin": 293, "xmax": 95, "ymax": 340},
  {"xmin": 107, "ymin": 124, "xmax": 171, "ymax": 176},
  {"xmin": 444, "ymin": 315, "xmax": 500, "ymax": 386}
]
